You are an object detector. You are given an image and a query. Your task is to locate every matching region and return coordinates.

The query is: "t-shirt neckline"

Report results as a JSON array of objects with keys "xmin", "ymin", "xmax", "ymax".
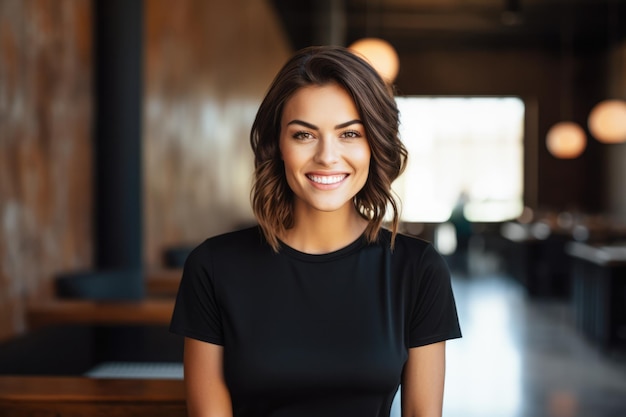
[{"xmin": 278, "ymin": 233, "xmax": 368, "ymax": 263}]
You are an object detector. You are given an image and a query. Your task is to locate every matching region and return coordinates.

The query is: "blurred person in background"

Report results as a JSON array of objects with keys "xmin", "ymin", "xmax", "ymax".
[{"xmin": 448, "ymin": 189, "xmax": 472, "ymax": 275}]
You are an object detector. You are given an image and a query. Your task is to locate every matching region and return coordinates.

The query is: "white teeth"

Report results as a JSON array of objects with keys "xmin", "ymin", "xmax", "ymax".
[{"xmin": 307, "ymin": 175, "xmax": 346, "ymax": 185}]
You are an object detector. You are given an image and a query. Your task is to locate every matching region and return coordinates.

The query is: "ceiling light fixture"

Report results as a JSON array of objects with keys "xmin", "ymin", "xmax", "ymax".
[
  {"xmin": 546, "ymin": 3, "xmax": 586, "ymax": 159},
  {"xmin": 546, "ymin": 122, "xmax": 587, "ymax": 159},
  {"xmin": 348, "ymin": 37, "xmax": 399, "ymax": 84},
  {"xmin": 587, "ymin": 0, "xmax": 626, "ymax": 144},
  {"xmin": 588, "ymin": 99, "xmax": 626, "ymax": 143}
]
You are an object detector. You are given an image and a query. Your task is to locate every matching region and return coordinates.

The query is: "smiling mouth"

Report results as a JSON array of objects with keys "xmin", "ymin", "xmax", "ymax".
[{"xmin": 306, "ymin": 174, "xmax": 347, "ymax": 185}]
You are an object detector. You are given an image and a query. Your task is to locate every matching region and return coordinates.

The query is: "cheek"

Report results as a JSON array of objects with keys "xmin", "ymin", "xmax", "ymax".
[
  {"xmin": 280, "ymin": 147, "xmax": 296, "ymax": 172},
  {"xmin": 279, "ymin": 150, "xmax": 304, "ymax": 190},
  {"xmin": 278, "ymin": 138, "xmax": 292, "ymax": 167},
  {"xmin": 356, "ymin": 148, "xmax": 372, "ymax": 185},
  {"xmin": 280, "ymin": 151, "xmax": 303, "ymax": 193},
  {"xmin": 356, "ymin": 145, "xmax": 372, "ymax": 170},
  {"xmin": 280, "ymin": 143, "xmax": 307, "ymax": 172}
]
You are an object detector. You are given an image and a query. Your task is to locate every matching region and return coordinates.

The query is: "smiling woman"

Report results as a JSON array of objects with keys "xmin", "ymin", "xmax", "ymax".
[
  {"xmin": 278, "ymin": 83, "xmax": 371, "ymax": 249},
  {"xmin": 169, "ymin": 46, "xmax": 462, "ymax": 417},
  {"xmin": 250, "ymin": 46, "xmax": 408, "ymax": 253}
]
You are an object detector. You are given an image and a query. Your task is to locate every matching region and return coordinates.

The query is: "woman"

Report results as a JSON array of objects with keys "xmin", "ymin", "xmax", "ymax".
[{"xmin": 170, "ymin": 45, "xmax": 461, "ymax": 417}]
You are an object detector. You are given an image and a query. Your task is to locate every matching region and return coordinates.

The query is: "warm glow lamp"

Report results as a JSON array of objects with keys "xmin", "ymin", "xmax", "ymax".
[
  {"xmin": 546, "ymin": 121, "xmax": 587, "ymax": 159},
  {"xmin": 587, "ymin": 99, "xmax": 626, "ymax": 144},
  {"xmin": 348, "ymin": 38, "xmax": 399, "ymax": 83},
  {"xmin": 547, "ymin": 4, "xmax": 587, "ymax": 159},
  {"xmin": 587, "ymin": 0, "xmax": 626, "ymax": 144}
]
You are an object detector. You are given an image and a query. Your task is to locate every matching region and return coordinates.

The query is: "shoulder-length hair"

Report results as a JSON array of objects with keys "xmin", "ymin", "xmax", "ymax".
[{"xmin": 250, "ymin": 45, "xmax": 407, "ymax": 252}]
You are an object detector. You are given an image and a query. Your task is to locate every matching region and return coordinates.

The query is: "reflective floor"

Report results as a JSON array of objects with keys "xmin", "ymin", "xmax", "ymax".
[
  {"xmin": 391, "ymin": 250, "xmax": 626, "ymax": 417},
  {"xmin": 444, "ymin": 250, "xmax": 626, "ymax": 417}
]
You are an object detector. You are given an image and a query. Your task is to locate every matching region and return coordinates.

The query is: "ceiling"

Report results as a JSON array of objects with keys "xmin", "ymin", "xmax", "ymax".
[{"xmin": 271, "ymin": 0, "xmax": 626, "ymax": 52}]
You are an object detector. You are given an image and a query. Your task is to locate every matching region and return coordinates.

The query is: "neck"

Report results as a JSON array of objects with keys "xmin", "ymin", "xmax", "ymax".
[{"xmin": 281, "ymin": 205, "xmax": 368, "ymax": 254}]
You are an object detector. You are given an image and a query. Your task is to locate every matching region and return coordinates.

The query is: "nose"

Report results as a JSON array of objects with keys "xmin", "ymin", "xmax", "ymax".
[{"xmin": 314, "ymin": 136, "xmax": 339, "ymax": 166}]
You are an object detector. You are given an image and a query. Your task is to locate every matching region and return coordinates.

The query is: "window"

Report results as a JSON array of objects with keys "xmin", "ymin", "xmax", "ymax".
[{"xmin": 393, "ymin": 96, "xmax": 525, "ymax": 223}]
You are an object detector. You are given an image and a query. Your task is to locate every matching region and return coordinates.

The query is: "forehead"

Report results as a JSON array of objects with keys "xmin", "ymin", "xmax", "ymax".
[{"xmin": 281, "ymin": 83, "xmax": 360, "ymax": 124}]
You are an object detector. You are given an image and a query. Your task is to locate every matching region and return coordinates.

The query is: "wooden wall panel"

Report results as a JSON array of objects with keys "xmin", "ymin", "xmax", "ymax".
[
  {"xmin": 143, "ymin": 0, "xmax": 291, "ymax": 266},
  {"xmin": 0, "ymin": 0, "xmax": 93, "ymax": 340},
  {"xmin": 0, "ymin": 0, "xmax": 291, "ymax": 339}
]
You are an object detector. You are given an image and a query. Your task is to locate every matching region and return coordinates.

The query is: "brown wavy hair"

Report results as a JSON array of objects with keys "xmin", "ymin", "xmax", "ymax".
[{"xmin": 250, "ymin": 45, "xmax": 407, "ymax": 251}]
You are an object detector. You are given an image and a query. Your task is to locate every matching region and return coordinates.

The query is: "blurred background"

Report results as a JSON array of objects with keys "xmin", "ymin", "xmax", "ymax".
[{"xmin": 1, "ymin": 0, "xmax": 626, "ymax": 416}]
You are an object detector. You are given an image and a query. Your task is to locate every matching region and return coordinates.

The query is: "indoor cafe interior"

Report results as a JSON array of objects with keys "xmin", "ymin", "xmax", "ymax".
[{"xmin": 1, "ymin": 0, "xmax": 626, "ymax": 416}]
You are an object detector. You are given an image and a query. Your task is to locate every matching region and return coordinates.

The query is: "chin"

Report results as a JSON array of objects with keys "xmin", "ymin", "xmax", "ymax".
[{"xmin": 308, "ymin": 200, "xmax": 354, "ymax": 213}]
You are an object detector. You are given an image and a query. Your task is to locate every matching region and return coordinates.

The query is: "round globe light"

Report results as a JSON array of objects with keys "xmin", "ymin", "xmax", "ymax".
[
  {"xmin": 348, "ymin": 38, "xmax": 399, "ymax": 83},
  {"xmin": 588, "ymin": 99, "xmax": 626, "ymax": 144},
  {"xmin": 546, "ymin": 121, "xmax": 587, "ymax": 159}
]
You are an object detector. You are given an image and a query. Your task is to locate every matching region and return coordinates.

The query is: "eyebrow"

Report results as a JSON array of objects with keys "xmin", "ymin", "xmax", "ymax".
[{"xmin": 286, "ymin": 119, "xmax": 363, "ymax": 130}]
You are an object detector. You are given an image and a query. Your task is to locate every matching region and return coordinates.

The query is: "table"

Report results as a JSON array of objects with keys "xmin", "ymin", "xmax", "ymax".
[
  {"xmin": 0, "ymin": 324, "xmax": 186, "ymax": 416},
  {"xmin": 500, "ymin": 222, "xmax": 572, "ymax": 297},
  {"xmin": 565, "ymin": 241, "xmax": 626, "ymax": 351},
  {"xmin": 0, "ymin": 376, "xmax": 186, "ymax": 416},
  {"xmin": 25, "ymin": 299, "xmax": 176, "ymax": 330}
]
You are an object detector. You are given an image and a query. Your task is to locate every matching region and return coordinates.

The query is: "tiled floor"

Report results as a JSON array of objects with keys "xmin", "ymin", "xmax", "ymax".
[{"xmin": 440, "ymin": 270, "xmax": 626, "ymax": 417}]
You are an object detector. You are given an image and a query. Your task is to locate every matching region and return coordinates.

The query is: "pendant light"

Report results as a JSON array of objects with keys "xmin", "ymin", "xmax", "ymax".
[
  {"xmin": 546, "ymin": 5, "xmax": 586, "ymax": 159},
  {"xmin": 588, "ymin": 99, "xmax": 626, "ymax": 143},
  {"xmin": 348, "ymin": 37, "xmax": 399, "ymax": 83},
  {"xmin": 347, "ymin": 0, "xmax": 399, "ymax": 84},
  {"xmin": 587, "ymin": 0, "xmax": 626, "ymax": 144},
  {"xmin": 546, "ymin": 122, "xmax": 587, "ymax": 159}
]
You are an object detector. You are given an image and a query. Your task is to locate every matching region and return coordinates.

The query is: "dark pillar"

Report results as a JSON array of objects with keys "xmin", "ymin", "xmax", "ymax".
[{"xmin": 62, "ymin": 0, "xmax": 144, "ymax": 300}]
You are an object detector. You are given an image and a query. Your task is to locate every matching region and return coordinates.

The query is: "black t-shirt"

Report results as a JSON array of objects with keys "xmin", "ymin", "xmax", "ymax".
[{"xmin": 170, "ymin": 226, "xmax": 461, "ymax": 417}]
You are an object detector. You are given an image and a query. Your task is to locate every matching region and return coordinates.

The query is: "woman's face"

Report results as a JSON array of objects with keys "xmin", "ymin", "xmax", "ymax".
[{"xmin": 279, "ymin": 83, "xmax": 371, "ymax": 217}]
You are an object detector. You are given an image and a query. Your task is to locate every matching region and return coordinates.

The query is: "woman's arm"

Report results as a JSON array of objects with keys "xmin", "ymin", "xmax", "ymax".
[
  {"xmin": 184, "ymin": 337, "xmax": 233, "ymax": 417},
  {"xmin": 401, "ymin": 341, "xmax": 446, "ymax": 417}
]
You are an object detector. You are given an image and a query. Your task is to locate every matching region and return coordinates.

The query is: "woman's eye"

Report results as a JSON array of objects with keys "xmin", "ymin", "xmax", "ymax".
[
  {"xmin": 341, "ymin": 130, "xmax": 362, "ymax": 139},
  {"xmin": 293, "ymin": 131, "xmax": 314, "ymax": 140}
]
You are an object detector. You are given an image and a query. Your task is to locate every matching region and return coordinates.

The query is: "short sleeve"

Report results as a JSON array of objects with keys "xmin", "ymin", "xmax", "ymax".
[
  {"xmin": 408, "ymin": 244, "xmax": 462, "ymax": 347},
  {"xmin": 169, "ymin": 241, "xmax": 224, "ymax": 345}
]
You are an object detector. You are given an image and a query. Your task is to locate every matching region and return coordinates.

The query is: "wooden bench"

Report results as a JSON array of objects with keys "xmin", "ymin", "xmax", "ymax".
[
  {"xmin": 145, "ymin": 268, "xmax": 182, "ymax": 297},
  {"xmin": 3, "ymin": 295, "xmax": 186, "ymax": 416},
  {"xmin": 0, "ymin": 376, "xmax": 186, "ymax": 416},
  {"xmin": 26, "ymin": 298, "xmax": 176, "ymax": 330}
]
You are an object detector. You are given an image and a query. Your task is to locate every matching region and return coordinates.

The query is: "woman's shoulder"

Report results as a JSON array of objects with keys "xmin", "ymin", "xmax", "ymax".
[
  {"xmin": 378, "ymin": 228, "xmax": 433, "ymax": 253},
  {"xmin": 206, "ymin": 224, "xmax": 263, "ymax": 246},
  {"xmin": 187, "ymin": 224, "xmax": 267, "ymax": 264},
  {"xmin": 378, "ymin": 228, "xmax": 445, "ymax": 267}
]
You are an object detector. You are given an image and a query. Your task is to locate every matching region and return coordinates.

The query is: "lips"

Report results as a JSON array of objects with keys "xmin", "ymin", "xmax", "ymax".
[{"xmin": 306, "ymin": 174, "xmax": 348, "ymax": 185}]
